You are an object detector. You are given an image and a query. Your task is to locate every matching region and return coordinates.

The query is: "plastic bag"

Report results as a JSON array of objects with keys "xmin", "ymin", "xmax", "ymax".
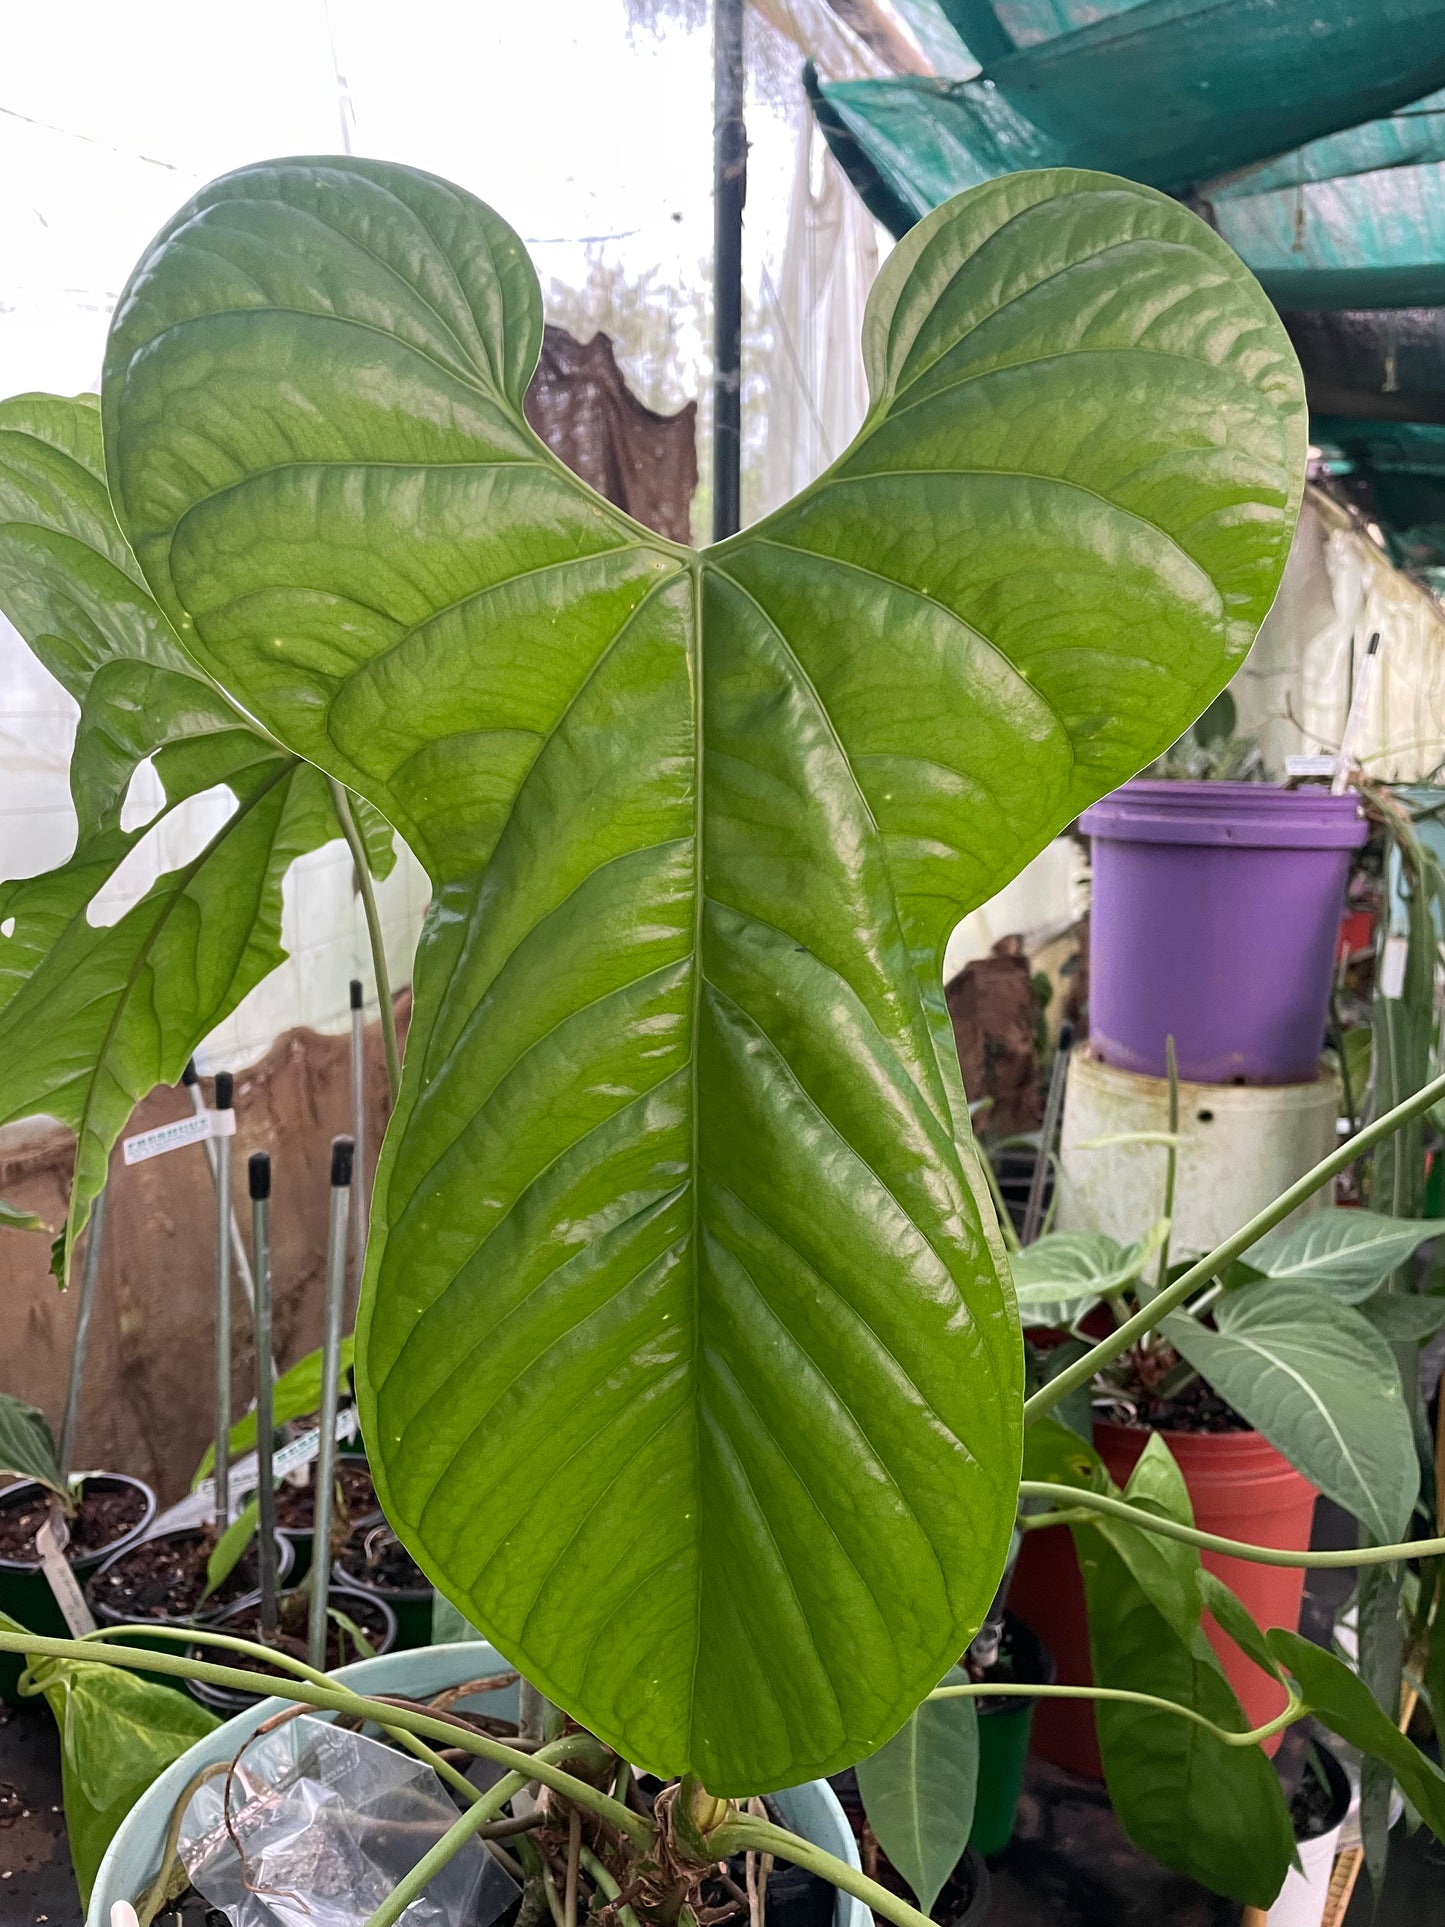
[{"xmin": 178, "ymin": 1714, "xmax": 520, "ymax": 1927}]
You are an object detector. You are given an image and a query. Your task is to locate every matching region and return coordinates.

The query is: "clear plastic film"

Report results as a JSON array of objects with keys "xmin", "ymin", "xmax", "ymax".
[{"xmin": 178, "ymin": 1715, "xmax": 520, "ymax": 1927}]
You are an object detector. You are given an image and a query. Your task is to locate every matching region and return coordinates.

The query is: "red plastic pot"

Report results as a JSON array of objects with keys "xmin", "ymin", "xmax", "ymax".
[{"xmin": 1011, "ymin": 1421, "xmax": 1317, "ymax": 1778}]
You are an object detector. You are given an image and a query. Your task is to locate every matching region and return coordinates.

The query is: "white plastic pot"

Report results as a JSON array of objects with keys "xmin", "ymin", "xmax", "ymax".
[
  {"xmin": 87, "ymin": 1641, "xmax": 870, "ymax": 1927},
  {"xmin": 1055, "ymin": 1051, "xmax": 1339, "ymax": 1253},
  {"xmin": 1266, "ymin": 1742, "xmax": 1351, "ymax": 1927}
]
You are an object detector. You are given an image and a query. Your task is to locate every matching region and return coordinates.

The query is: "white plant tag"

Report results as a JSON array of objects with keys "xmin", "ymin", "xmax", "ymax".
[
  {"xmin": 122, "ymin": 1108, "xmax": 236, "ymax": 1166},
  {"xmin": 151, "ymin": 1406, "xmax": 360, "ymax": 1536},
  {"xmin": 35, "ymin": 1511, "xmax": 97, "ymax": 1635},
  {"xmin": 1284, "ymin": 754, "xmax": 1336, "ymax": 777},
  {"xmin": 1381, "ymin": 933, "xmax": 1410, "ymax": 1000}
]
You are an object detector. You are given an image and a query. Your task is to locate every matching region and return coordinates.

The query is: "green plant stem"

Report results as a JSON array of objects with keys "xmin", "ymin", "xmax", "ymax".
[
  {"xmin": 977, "ymin": 1145, "xmax": 1022, "ymax": 1255},
  {"xmin": 362, "ymin": 1763, "xmax": 527, "ymax": 1927},
  {"xmin": 1150, "ymin": 1035, "xmax": 1180, "ymax": 1306},
  {"xmin": 1016, "ymin": 1485, "xmax": 1441, "ymax": 1565},
  {"xmin": 579, "ymin": 1843, "xmax": 643, "ymax": 1927},
  {"xmin": 3, "ymin": 1627, "xmax": 648, "ymax": 1847},
  {"xmin": 81, "ymin": 1623, "xmax": 482, "ymax": 1808},
  {"xmin": 328, "ymin": 777, "xmax": 401, "ymax": 1104},
  {"xmin": 713, "ymin": 1813, "xmax": 935, "ymax": 1927},
  {"xmin": 926, "ymin": 1680, "xmax": 1302, "ymax": 1749},
  {"xmin": 1024, "ymin": 1061, "xmax": 1445, "ymax": 1421}
]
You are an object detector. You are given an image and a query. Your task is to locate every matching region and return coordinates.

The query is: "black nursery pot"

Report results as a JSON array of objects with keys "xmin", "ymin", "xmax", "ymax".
[
  {"xmin": 333, "ymin": 1519, "xmax": 433, "ymax": 1651},
  {"xmin": 0, "ymin": 1473, "xmax": 156, "ymax": 1704},
  {"xmin": 185, "ymin": 1582, "xmax": 398, "ymax": 1716},
  {"xmin": 85, "ymin": 1525, "xmax": 296, "ymax": 1687},
  {"xmin": 830, "ymin": 1771, "xmax": 992, "ymax": 1925}
]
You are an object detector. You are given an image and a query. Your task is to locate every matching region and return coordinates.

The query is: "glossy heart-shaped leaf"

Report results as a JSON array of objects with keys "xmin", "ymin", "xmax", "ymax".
[
  {"xmin": 0, "ymin": 394, "xmax": 392, "ymax": 1273},
  {"xmin": 102, "ymin": 157, "xmax": 1304, "ymax": 1790},
  {"xmin": 1011, "ymin": 1224, "xmax": 1167, "ymax": 1329}
]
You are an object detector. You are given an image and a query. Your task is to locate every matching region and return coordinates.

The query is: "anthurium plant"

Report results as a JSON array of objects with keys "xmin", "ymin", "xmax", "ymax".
[{"xmin": 4, "ymin": 153, "xmax": 1445, "ymax": 1922}]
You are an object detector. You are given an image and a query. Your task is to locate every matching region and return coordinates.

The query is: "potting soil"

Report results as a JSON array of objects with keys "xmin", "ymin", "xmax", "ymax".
[{"xmin": 0, "ymin": 1482, "xmax": 147, "ymax": 1563}]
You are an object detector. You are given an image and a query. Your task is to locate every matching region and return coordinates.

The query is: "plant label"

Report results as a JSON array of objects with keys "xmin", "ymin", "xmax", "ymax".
[
  {"xmin": 34, "ymin": 1511, "xmax": 97, "ymax": 1636},
  {"xmin": 122, "ymin": 1108, "xmax": 237, "ymax": 1165}
]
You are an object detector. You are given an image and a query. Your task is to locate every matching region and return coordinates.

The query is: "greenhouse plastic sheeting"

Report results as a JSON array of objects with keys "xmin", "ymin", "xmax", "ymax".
[
  {"xmin": 1314, "ymin": 417, "xmax": 1445, "ymax": 574},
  {"xmin": 1281, "ymin": 309, "xmax": 1445, "ymax": 418},
  {"xmin": 1212, "ymin": 91, "xmax": 1445, "ymax": 198}
]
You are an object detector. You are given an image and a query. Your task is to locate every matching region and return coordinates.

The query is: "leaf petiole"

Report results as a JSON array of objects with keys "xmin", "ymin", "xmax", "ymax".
[{"xmin": 925, "ymin": 1680, "xmax": 1303, "ymax": 1749}]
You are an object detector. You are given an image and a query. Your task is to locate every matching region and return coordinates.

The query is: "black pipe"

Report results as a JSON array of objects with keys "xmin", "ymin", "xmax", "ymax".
[{"xmin": 712, "ymin": 0, "xmax": 746, "ymax": 543}]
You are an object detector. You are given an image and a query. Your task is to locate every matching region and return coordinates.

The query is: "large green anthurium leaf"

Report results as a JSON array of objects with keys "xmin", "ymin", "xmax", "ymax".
[
  {"xmin": 1245, "ymin": 1208, "xmax": 1437, "ymax": 1302},
  {"xmin": 101, "ymin": 156, "xmax": 1304, "ymax": 1791},
  {"xmin": 855, "ymin": 1666, "xmax": 978, "ymax": 1914},
  {"xmin": 1164, "ymin": 1282, "xmax": 1417, "ymax": 1542},
  {"xmin": 0, "ymin": 393, "xmax": 393, "ymax": 1274}
]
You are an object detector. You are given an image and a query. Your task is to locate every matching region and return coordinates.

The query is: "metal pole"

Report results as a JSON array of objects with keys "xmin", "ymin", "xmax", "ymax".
[
  {"xmin": 308, "ymin": 1136, "xmax": 353, "ymax": 1672},
  {"xmin": 182, "ymin": 1060, "xmax": 260, "ymax": 1325},
  {"xmin": 250, "ymin": 1152, "xmax": 279, "ymax": 1641},
  {"xmin": 348, "ymin": 978, "xmax": 368, "ymax": 1318},
  {"xmin": 57, "ymin": 1188, "xmax": 106, "ymax": 1482},
  {"xmin": 1022, "ymin": 1022, "xmax": 1073, "ymax": 1247},
  {"xmin": 213, "ymin": 1072, "xmax": 234, "ymax": 1525},
  {"xmin": 712, "ymin": 0, "xmax": 746, "ymax": 543}
]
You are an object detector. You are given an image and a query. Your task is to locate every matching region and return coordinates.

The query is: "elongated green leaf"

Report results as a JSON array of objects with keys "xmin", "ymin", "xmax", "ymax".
[
  {"xmin": 1011, "ymin": 1223, "xmax": 1166, "ymax": 1329},
  {"xmin": 4, "ymin": 1610, "xmax": 218, "ymax": 1906},
  {"xmin": 1247, "ymin": 1209, "xmax": 1437, "ymax": 1302},
  {"xmin": 102, "ymin": 157, "xmax": 1304, "ymax": 1790},
  {"xmin": 0, "ymin": 395, "xmax": 394, "ymax": 1276},
  {"xmin": 190, "ymin": 1336, "xmax": 357, "ymax": 1485},
  {"xmin": 856, "ymin": 1667, "xmax": 978, "ymax": 1913},
  {"xmin": 1270, "ymin": 1628, "xmax": 1445, "ymax": 1843},
  {"xmin": 0, "ymin": 1198, "xmax": 47, "ymax": 1233},
  {"xmin": 0, "ymin": 1394, "xmax": 64, "ymax": 1496},
  {"xmin": 1164, "ymin": 1282, "xmax": 1418, "ymax": 1542},
  {"xmin": 1360, "ymin": 1293, "xmax": 1445, "ymax": 1343},
  {"xmin": 1077, "ymin": 1531, "xmax": 1295, "ymax": 1907},
  {"xmin": 202, "ymin": 1495, "xmax": 260, "ymax": 1601},
  {"xmin": 1196, "ymin": 1570, "xmax": 1284, "ymax": 1688}
]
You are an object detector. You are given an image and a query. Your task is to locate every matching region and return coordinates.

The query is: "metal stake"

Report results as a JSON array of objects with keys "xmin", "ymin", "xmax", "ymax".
[
  {"xmin": 348, "ymin": 979, "xmax": 368, "ymax": 1317},
  {"xmin": 250, "ymin": 1151, "xmax": 279, "ymax": 1641},
  {"xmin": 213, "ymin": 1072, "xmax": 234, "ymax": 1525},
  {"xmin": 308, "ymin": 1136, "xmax": 353, "ymax": 1672},
  {"xmin": 182, "ymin": 1060, "xmax": 259, "ymax": 1323},
  {"xmin": 1022, "ymin": 1021, "xmax": 1073, "ymax": 1247},
  {"xmin": 58, "ymin": 1188, "xmax": 106, "ymax": 1482},
  {"xmin": 712, "ymin": 0, "xmax": 746, "ymax": 542}
]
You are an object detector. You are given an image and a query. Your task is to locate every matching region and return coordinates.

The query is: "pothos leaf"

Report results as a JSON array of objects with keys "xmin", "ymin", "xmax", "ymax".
[
  {"xmin": 0, "ymin": 394, "xmax": 395, "ymax": 1277},
  {"xmin": 6, "ymin": 1610, "xmax": 219, "ymax": 1907},
  {"xmin": 102, "ymin": 158, "xmax": 1304, "ymax": 1790}
]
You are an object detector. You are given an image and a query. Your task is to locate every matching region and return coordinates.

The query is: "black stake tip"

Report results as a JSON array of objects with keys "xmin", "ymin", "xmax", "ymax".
[
  {"xmin": 214, "ymin": 1071, "xmax": 233, "ymax": 1111},
  {"xmin": 350, "ymin": 978, "xmax": 364, "ymax": 1010},
  {"xmin": 181, "ymin": 1058, "xmax": 198, "ymax": 1086},
  {"xmin": 330, "ymin": 1136, "xmax": 355, "ymax": 1188},
  {"xmin": 249, "ymin": 1151, "xmax": 271, "ymax": 1201}
]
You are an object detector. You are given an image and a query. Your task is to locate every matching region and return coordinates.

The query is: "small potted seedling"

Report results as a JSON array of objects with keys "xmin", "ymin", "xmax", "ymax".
[{"xmin": 0, "ymin": 1192, "xmax": 155, "ymax": 1701}]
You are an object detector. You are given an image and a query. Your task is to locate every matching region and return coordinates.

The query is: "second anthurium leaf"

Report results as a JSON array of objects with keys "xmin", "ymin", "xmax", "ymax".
[
  {"xmin": 0, "ymin": 394, "xmax": 395, "ymax": 1278},
  {"xmin": 856, "ymin": 1668, "xmax": 978, "ymax": 1914},
  {"xmin": 1164, "ymin": 1281, "xmax": 1418, "ymax": 1542},
  {"xmin": 101, "ymin": 157, "xmax": 1304, "ymax": 1790}
]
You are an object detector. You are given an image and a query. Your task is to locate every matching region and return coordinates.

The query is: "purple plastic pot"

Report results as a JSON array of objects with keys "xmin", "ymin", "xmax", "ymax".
[{"xmin": 1081, "ymin": 781, "xmax": 1368, "ymax": 1085}]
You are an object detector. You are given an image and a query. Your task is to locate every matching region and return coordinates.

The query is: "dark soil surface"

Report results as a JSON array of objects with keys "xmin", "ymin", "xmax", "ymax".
[
  {"xmin": 86, "ymin": 1528, "xmax": 272, "ymax": 1622},
  {"xmin": 0, "ymin": 1480, "xmax": 146, "ymax": 1565},
  {"xmin": 206, "ymin": 1589, "xmax": 391, "ymax": 1677},
  {"xmin": 1097, "ymin": 1371, "xmax": 1251, "ymax": 1434},
  {"xmin": 966, "ymin": 1613, "xmax": 1052, "ymax": 1712},
  {"xmin": 338, "ymin": 1522, "xmax": 427, "ymax": 1594},
  {"xmin": 273, "ymin": 1461, "xmax": 377, "ymax": 1531}
]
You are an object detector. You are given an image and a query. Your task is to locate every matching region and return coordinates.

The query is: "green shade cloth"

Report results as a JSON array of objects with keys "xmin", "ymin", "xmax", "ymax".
[{"xmin": 813, "ymin": 2, "xmax": 1445, "ymax": 311}]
